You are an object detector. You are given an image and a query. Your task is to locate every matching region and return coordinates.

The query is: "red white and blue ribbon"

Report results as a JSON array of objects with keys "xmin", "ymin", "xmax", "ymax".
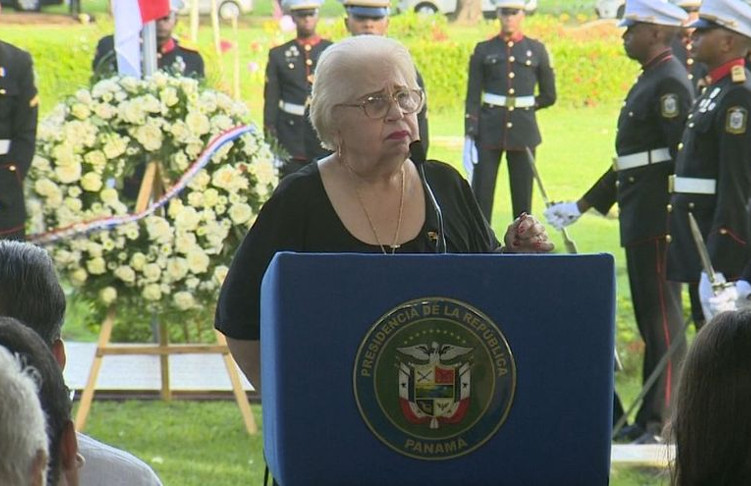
[{"xmin": 29, "ymin": 124, "xmax": 257, "ymax": 245}]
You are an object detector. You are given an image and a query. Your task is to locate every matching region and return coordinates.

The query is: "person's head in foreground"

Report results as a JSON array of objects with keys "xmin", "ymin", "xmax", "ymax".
[
  {"xmin": 0, "ymin": 345, "xmax": 49, "ymax": 486},
  {"xmin": 671, "ymin": 309, "xmax": 751, "ymax": 485},
  {"xmin": 0, "ymin": 317, "xmax": 79, "ymax": 486},
  {"xmin": 688, "ymin": 0, "xmax": 751, "ymax": 70},
  {"xmin": 494, "ymin": 0, "xmax": 526, "ymax": 36},
  {"xmin": 0, "ymin": 240, "xmax": 67, "ymax": 365}
]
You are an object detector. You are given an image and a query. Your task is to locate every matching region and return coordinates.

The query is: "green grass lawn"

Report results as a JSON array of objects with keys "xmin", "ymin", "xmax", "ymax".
[{"xmin": 2, "ymin": 10, "xmax": 687, "ymax": 485}]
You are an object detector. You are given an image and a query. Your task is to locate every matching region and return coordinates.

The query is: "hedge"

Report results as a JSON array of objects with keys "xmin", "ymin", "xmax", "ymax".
[{"xmin": 3, "ymin": 14, "xmax": 638, "ymax": 117}]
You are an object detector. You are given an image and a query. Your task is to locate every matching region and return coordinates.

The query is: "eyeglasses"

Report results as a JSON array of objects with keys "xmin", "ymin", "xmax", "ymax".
[
  {"xmin": 337, "ymin": 89, "xmax": 424, "ymax": 119},
  {"xmin": 499, "ymin": 8, "xmax": 521, "ymax": 16}
]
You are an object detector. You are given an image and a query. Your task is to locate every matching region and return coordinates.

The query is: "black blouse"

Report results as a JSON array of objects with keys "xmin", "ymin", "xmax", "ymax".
[{"xmin": 215, "ymin": 161, "xmax": 499, "ymax": 340}]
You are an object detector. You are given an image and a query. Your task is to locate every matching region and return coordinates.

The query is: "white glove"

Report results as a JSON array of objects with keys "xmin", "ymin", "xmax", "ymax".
[
  {"xmin": 735, "ymin": 280, "xmax": 751, "ymax": 309},
  {"xmin": 699, "ymin": 271, "xmax": 737, "ymax": 322},
  {"xmin": 543, "ymin": 201, "xmax": 581, "ymax": 230},
  {"xmin": 462, "ymin": 137, "xmax": 478, "ymax": 184}
]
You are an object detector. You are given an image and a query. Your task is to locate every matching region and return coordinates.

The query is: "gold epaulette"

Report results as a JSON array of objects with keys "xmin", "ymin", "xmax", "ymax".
[{"xmin": 731, "ymin": 65, "xmax": 746, "ymax": 83}]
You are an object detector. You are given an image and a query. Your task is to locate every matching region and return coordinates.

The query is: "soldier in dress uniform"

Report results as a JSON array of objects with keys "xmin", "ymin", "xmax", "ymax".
[
  {"xmin": 0, "ymin": 35, "xmax": 38, "ymax": 240},
  {"xmin": 264, "ymin": 0, "xmax": 332, "ymax": 178},
  {"xmin": 666, "ymin": 0, "xmax": 751, "ymax": 322},
  {"xmin": 92, "ymin": 0, "xmax": 205, "ymax": 81},
  {"xmin": 464, "ymin": 0, "xmax": 556, "ymax": 222},
  {"xmin": 671, "ymin": 0, "xmax": 709, "ymax": 91},
  {"xmin": 545, "ymin": 0, "xmax": 693, "ymax": 444},
  {"xmin": 341, "ymin": 0, "xmax": 430, "ymax": 155}
]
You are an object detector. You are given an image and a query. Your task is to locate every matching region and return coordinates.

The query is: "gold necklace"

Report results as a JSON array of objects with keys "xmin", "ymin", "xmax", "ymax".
[{"xmin": 344, "ymin": 159, "xmax": 405, "ymax": 255}]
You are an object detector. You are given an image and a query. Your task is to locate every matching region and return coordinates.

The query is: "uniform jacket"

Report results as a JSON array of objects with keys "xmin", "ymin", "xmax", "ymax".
[
  {"xmin": 92, "ymin": 35, "xmax": 205, "ymax": 80},
  {"xmin": 0, "ymin": 41, "xmax": 38, "ymax": 236},
  {"xmin": 263, "ymin": 36, "xmax": 332, "ymax": 162},
  {"xmin": 667, "ymin": 60, "xmax": 751, "ymax": 282},
  {"xmin": 464, "ymin": 33, "xmax": 556, "ymax": 150},
  {"xmin": 583, "ymin": 51, "xmax": 693, "ymax": 247}
]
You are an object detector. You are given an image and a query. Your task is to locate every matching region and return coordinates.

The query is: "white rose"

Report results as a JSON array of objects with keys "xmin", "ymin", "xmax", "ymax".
[
  {"xmin": 228, "ymin": 203, "xmax": 253, "ymax": 225},
  {"xmin": 81, "ymin": 172, "xmax": 103, "ymax": 192},
  {"xmin": 70, "ymin": 268, "xmax": 88, "ymax": 286},
  {"xmin": 166, "ymin": 258, "xmax": 189, "ymax": 281},
  {"xmin": 175, "ymin": 206, "xmax": 200, "ymax": 232},
  {"xmin": 99, "ymin": 287, "xmax": 118, "ymax": 305},
  {"xmin": 174, "ymin": 232, "xmax": 197, "ymax": 254},
  {"xmin": 71, "ymin": 103, "xmax": 91, "ymax": 120},
  {"xmin": 55, "ymin": 164, "xmax": 82, "ymax": 184},
  {"xmin": 210, "ymin": 166, "xmax": 236, "ymax": 191},
  {"xmin": 185, "ymin": 111, "xmax": 210, "ymax": 135},
  {"xmin": 186, "ymin": 248, "xmax": 210, "ymax": 274},
  {"xmin": 172, "ymin": 291, "xmax": 195, "ymax": 310},
  {"xmin": 142, "ymin": 283, "xmax": 162, "ymax": 301},
  {"xmin": 100, "ymin": 187, "xmax": 119, "ymax": 206},
  {"xmin": 86, "ymin": 257, "xmax": 106, "ymax": 275},
  {"xmin": 134, "ymin": 122, "xmax": 164, "ymax": 152},
  {"xmin": 203, "ymin": 188, "xmax": 219, "ymax": 207},
  {"xmin": 94, "ymin": 102, "xmax": 117, "ymax": 120},
  {"xmin": 160, "ymin": 87, "xmax": 179, "ymax": 107},
  {"xmin": 187, "ymin": 171, "xmax": 211, "ymax": 191},
  {"xmin": 84, "ymin": 150, "xmax": 107, "ymax": 171},
  {"xmin": 102, "ymin": 134, "xmax": 128, "ymax": 159},
  {"xmin": 130, "ymin": 252, "xmax": 147, "ymax": 271},
  {"xmin": 143, "ymin": 263, "xmax": 162, "ymax": 281}
]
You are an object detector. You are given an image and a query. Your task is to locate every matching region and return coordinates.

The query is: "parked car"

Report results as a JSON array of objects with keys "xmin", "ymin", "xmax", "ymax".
[
  {"xmin": 0, "ymin": 0, "xmax": 63, "ymax": 12},
  {"xmin": 178, "ymin": 0, "xmax": 253, "ymax": 20},
  {"xmin": 396, "ymin": 0, "xmax": 536, "ymax": 19},
  {"xmin": 595, "ymin": 0, "xmax": 625, "ymax": 19}
]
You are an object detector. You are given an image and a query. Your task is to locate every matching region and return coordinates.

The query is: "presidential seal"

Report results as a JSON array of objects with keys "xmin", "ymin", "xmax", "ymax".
[{"xmin": 353, "ymin": 297, "xmax": 516, "ymax": 460}]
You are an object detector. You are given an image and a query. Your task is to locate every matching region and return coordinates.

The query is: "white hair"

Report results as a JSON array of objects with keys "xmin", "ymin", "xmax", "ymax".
[
  {"xmin": 309, "ymin": 36, "xmax": 420, "ymax": 150},
  {"xmin": 0, "ymin": 347, "xmax": 48, "ymax": 486}
]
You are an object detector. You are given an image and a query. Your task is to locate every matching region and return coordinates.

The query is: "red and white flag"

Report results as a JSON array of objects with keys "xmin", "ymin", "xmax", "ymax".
[{"xmin": 113, "ymin": 0, "xmax": 170, "ymax": 78}]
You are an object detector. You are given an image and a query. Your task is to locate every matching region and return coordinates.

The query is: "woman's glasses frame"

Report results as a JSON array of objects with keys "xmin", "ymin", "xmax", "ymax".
[{"xmin": 336, "ymin": 89, "xmax": 425, "ymax": 119}]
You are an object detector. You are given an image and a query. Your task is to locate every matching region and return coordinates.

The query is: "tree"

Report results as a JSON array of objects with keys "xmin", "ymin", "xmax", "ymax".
[{"xmin": 455, "ymin": 0, "xmax": 482, "ymax": 24}]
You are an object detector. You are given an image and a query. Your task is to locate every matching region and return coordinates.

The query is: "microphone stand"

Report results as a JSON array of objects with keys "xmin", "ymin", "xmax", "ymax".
[{"xmin": 410, "ymin": 141, "xmax": 446, "ymax": 253}]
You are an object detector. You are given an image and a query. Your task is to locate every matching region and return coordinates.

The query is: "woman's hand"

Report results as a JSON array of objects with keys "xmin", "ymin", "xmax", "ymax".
[{"xmin": 502, "ymin": 212, "xmax": 555, "ymax": 253}]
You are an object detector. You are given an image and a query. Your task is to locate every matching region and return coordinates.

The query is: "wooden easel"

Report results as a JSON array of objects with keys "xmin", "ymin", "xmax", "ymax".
[{"xmin": 74, "ymin": 161, "xmax": 257, "ymax": 435}]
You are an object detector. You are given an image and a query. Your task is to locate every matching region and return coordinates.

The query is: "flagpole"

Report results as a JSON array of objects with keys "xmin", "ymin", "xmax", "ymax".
[{"xmin": 142, "ymin": 21, "xmax": 158, "ymax": 78}]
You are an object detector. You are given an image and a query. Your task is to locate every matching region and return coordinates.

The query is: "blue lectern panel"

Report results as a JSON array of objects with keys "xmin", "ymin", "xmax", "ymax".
[{"xmin": 262, "ymin": 253, "xmax": 615, "ymax": 486}]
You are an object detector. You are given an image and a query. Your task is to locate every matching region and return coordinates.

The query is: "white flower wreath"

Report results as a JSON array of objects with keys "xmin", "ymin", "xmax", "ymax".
[{"xmin": 27, "ymin": 72, "xmax": 277, "ymax": 317}]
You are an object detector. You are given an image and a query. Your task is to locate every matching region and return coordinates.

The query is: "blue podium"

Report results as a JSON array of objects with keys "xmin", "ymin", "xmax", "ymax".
[{"xmin": 261, "ymin": 253, "xmax": 615, "ymax": 486}]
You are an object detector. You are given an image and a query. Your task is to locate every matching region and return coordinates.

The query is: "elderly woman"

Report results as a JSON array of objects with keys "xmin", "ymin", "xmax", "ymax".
[{"xmin": 215, "ymin": 36, "xmax": 554, "ymax": 390}]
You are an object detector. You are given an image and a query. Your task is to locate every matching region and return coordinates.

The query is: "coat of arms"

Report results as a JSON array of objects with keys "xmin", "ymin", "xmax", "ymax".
[{"xmin": 397, "ymin": 342, "xmax": 473, "ymax": 429}]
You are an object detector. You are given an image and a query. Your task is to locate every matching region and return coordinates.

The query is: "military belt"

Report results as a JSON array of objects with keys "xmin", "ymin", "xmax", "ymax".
[
  {"xmin": 613, "ymin": 147, "xmax": 671, "ymax": 171},
  {"xmin": 0, "ymin": 140, "xmax": 9, "ymax": 155},
  {"xmin": 669, "ymin": 175, "xmax": 717, "ymax": 195},
  {"xmin": 279, "ymin": 101, "xmax": 306, "ymax": 116},
  {"xmin": 481, "ymin": 92, "xmax": 535, "ymax": 109}
]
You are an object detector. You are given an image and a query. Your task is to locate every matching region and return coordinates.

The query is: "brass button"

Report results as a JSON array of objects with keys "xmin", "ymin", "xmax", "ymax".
[
  {"xmin": 508, "ymin": 88, "xmax": 515, "ymax": 95},
  {"xmin": 666, "ymin": 234, "xmax": 672, "ymax": 243},
  {"xmin": 688, "ymin": 122, "xmax": 695, "ymax": 128},
  {"xmin": 526, "ymin": 60, "xmax": 531, "ymax": 66},
  {"xmin": 667, "ymin": 204, "xmax": 673, "ymax": 212},
  {"xmin": 688, "ymin": 74, "xmax": 694, "ymax": 80},
  {"xmin": 687, "ymin": 58, "xmax": 694, "ymax": 65},
  {"xmin": 615, "ymin": 180, "xmax": 620, "ymax": 188},
  {"xmin": 687, "ymin": 113, "xmax": 693, "ymax": 119},
  {"xmin": 688, "ymin": 202, "xmax": 695, "ymax": 209},
  {"xmin": 509, "ymin": 72, "xmax": 515, "ymax": 79},
  {"xmin": 304, "ymin": 44, "xmax": 311, "ymax": 51},
  {"xmin": 8, "ymin": 164, "xmax": 15, "ymax": 172},
  {"xmin": 288, "ymin": 63, "xmax": 294, "ymax": 69},
  {"xmin": 678, "ymin": 142, "xmax": 684, "ymax": 150},
  {"xmin": 720, "ymin": 228, "xmax": 728, "ymax": 235},
  {"xmin": 507, "ymin": 41, "xmax": 514, "ymax": 47},
  {"xmin": 628, "ymin": 111, "xmax": 633, "ymax": 117},
  {"xmin": 509, "ymin": 56, "xmax": 515, "ymax": 62},
  {"xmin": 628, "ymin": 176, "xmax": 635, "ymax": 183},
  {"xmin": 508, "ymin": 106, "xmax": 515, "ymax": 111},
  {"xmin": 306, "ymin": 59, "xmax": 312, "ymax": 66},
  {"xmin": 0, "ymin": 89, "xmax": 5, "ymax": 95},
  {"xmin": 506, "ymin": 122, "xmax": 513, "ymax": 128}
]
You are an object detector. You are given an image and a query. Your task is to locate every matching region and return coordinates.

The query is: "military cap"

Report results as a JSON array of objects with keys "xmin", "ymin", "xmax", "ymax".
[
  {"xmin": 341, "ymin": 0, "xmax": 390, "ymax": 18},
  {"xmin": 492, "ymin": 0, "xmax": 526, "ymax": 8},
  {"xmin": 170, "ymin": 0, "xmax": 185, "ymax": 11},
  {"xmin": 282, "ymin": 0, "xmax": 322, "ymax": 13},
  {"xmin": 689, "ymin": 0, "xmax": 751, "ymax": 38},
  {"xmin": 675, "ymin": 0, "xmax": 701, "ymax": 9},
  {"xmin": 619, "ymin": 0, "xmax": 688, "ymax": 27}
]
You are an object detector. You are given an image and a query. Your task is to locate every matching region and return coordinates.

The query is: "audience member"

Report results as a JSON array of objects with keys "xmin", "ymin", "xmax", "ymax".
[
  {"xmin": 0, "ymin": 317, "xmax": 79, "ymax": 486},
  {"xmin": 0, "ymin": 345, "xmax": 49, "ymax": 486},
  {"xmin": 0, "ymin": 240, "xmax": 163, "ymax": 486},
  {"xmin": 671, "ymin": 309, "xmax": 751, "ymax": 485}
]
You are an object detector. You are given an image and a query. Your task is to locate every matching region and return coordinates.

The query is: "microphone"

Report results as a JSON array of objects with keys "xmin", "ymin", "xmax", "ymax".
[{"xmin": 410, "ymin": 141, "xmax": 446, "ymax": 253}]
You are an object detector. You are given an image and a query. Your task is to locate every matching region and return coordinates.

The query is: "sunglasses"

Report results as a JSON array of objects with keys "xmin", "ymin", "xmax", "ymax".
[{"xmin": 499, "ymin": 7, "xmax": 521, "ymax": 16}]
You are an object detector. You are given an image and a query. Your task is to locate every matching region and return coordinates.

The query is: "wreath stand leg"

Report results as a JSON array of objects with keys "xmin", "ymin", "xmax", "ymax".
[{"xmin": 74, "ymin": 161, "xmax": 257, "ymax": 435}]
